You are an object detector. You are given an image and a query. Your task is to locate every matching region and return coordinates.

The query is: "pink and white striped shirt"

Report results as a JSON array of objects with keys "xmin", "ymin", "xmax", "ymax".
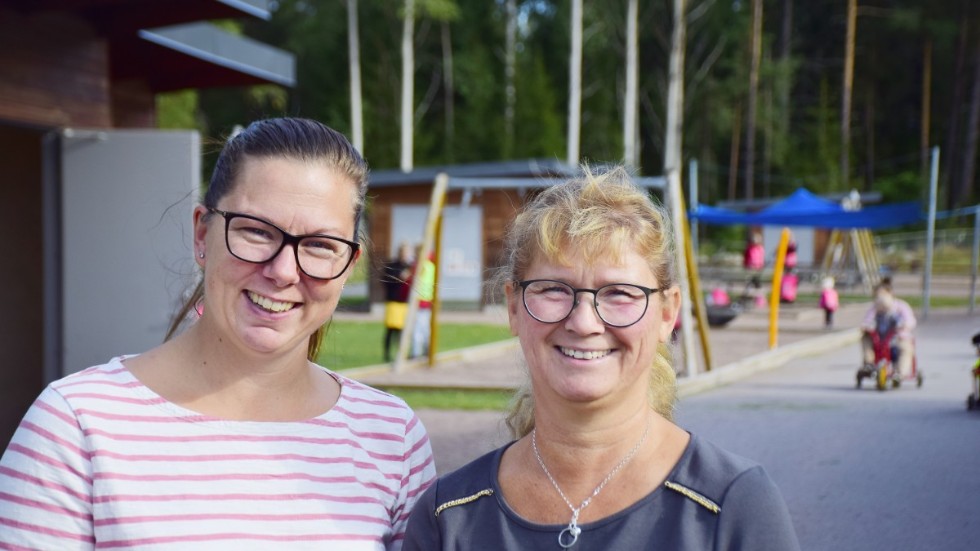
[{"xmin": 0, "ymin": 357, "xmax": 435, "ymax": 550}]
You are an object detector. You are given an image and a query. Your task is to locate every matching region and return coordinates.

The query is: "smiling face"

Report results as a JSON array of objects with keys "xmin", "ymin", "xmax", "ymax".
[
  {"xmin": 507, "ymin": 247, "xmax": 680, "ymax": 409},
  {"xmin": 193, "ymin": 155, "xmax": 360, "ymax": 359}
]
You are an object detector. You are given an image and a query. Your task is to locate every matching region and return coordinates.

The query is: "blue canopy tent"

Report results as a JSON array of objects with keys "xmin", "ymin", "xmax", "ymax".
[
  {"xmin": 690, "ymin": 187, "xmax": 922, "ymax": 229},
  {"xmin": 690, "ymin": 187, "xmax": 924, "ymax": 310}
]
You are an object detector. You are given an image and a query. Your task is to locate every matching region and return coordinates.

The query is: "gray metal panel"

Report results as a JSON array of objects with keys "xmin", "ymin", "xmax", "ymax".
[
  {"xmin": 218, "ymin": 0, "xmax": 273, "ymax": 20},
  {"xmin": 762, "ymin": 226, "xmax": 815, "ymax": 267},
  {"xmin": 392, "ymin": 205, "xmax": 483, "ymax": 302},
  {"xmin": 369, "ymin": 159, "xmax": 577, "ymax": 187},
  {"xmin": 60, "ymin": 129, "xmax": 199, "ymax": 375},
  {"xmin": 139, "ymin": 22, "xmax": 295, "ymax": 87},
  {"xmin": 447, "ymin": 176, "xmax": 666, "ymax": 190}
]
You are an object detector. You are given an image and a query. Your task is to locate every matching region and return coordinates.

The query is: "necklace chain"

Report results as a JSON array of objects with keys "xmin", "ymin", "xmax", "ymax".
[{"xmin": 531, "ymin": 419, "xmax": 651, "ymax": 549}]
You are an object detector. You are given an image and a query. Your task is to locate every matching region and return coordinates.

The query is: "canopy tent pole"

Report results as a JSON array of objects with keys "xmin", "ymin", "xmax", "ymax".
[
  {"xmin": 922, "ymin": 146, "xmax": 939, "ymax": 320},
  {"xmin": 689, "ymin": 158, "xmax": 699, "ymax": 257}
]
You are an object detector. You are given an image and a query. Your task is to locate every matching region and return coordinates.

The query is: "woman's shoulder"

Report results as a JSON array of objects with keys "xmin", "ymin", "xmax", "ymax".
[
  {"xmin": 329, "ymin": 370, "xmax": 425, "ymax": 422},
  {"xmin": 684, "ymin": 434, "xmax": 761, "ymax": 472},
  {"xmin": 665, "ymin": 435, "xmax": 772, "ymax": 508},
  {"xmin": 421, "ymin": 445, "xmax": 506, "ymax": 512},
  {"xmin": 48, "ymin": 356, "xmax": 133, "ymax": 393},
  {"xmin": 22, "ymin": 357, "xmax": 137, "ymax": 427}
]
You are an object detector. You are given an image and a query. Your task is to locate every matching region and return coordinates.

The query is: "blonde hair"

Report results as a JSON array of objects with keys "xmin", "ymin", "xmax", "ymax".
[{"xmin": 495, "ymin": 166, "xmax": 678, "ymax": 438}]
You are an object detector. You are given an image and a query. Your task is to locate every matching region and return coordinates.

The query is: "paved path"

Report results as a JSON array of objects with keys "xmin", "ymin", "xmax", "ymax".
[{"xmin": 677, "ymin": 309, "xmax": 980, "ymax": 550}]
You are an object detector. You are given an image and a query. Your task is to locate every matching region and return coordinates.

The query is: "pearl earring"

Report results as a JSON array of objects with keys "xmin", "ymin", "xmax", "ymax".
[{"xmin": 199, "ymin": 252, "xmax": 205, "ymax": 259}]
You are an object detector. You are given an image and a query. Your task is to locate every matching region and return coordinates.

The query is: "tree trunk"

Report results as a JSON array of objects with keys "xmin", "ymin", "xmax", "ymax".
[
  {"xmin": 442, "ymin": 20, "xmax": 455, "ymax": 162},
  {"xmin": 347, "ymin": 0, "xmax": 364, "ymax": 153},
  {"xmin": 568, "ymin": 0, "xmax": 583, "ymax": 166},
  {"xmin": 763, "ymin": 51, "xmax": 773, "ymax": 198},
  {"xmin": 400, "ymin": 0, "xmax": 415, "ymax": 173},
  {"xmin": 665, "ymin": 0, "xmax": 697, "ymax": 376},
  {"xmin": 864, "ymin": 85, "xmax": 875, "ymax": 191},
  {"xmin": 743, "ymin": 0, "xmax": 762, "ymax": 200},
  {"xmin": 504, "ymin": 0, "xmax": 516, "ymax": 159},
  {"xmin": 943, "ymin": 19, "xmax": 969, "ymax": 202},
  {"xmin": 958, "ymin": 31, "xmax": 980, "ymax": 209},
  {"xmin": 624, "ymin": 0, "xmax": 639, "ymax": 168},
  {"xmin": 920, "ymin": 38, "xmax": 932, "ymax": 182},
  {"xmin": 779, "ymin": 0, "xmax": 793, "ymax": 135},
  {"xmin": 841, "ymin": 0, "xmax": 857, "ymax": 191},
  {"xmin": 728, "ymin": 103, "xmax": 742, "ymax": 201}
]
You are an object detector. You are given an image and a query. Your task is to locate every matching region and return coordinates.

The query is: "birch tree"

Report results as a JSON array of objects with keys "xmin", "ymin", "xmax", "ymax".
[
  {"xmin": 504, "ymin": 0, "xmax": 517, "ymax": 158},
  {"xmin": 400, "ymin": 0, "xmax": 416, "ymax": 172},
  {"xmin": 568, "ymin": 0, "xmax": 583, "ymax": 166},
  {"xmin": 841, "ymin": 0, "xmax": 857, "ymax": 190},
  {"xmin": 960, "ymin": 32, "xmax": 980, "ymax": 208},
  {"xmin": 624, "ymin": 0, "xmax": 639, "ymax": 168},
  {"xmin": 744, "ymin": 0, "xmax": 762, "ymax": 200},
  {"xmin": 347, "ymin": 0, "xmax": 364, "ymax": 153},
  {"xmin": 665, "ymin": 0, "xmax": 696, "ymax": 376}
]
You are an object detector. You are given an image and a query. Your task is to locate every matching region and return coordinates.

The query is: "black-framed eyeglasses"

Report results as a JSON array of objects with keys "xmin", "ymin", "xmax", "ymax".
[
  {"xmin": 208, "ymin": 208, "xmax": 359, "ymax": 280},
  {"xmin": 516, "ymin": 279, "xmax": 660, "ymax": 328}
]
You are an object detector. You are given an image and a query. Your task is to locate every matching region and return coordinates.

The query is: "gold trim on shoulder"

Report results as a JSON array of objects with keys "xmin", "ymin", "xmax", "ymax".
[
  {"xmin": 664, "ymin": 481, "xmax": 721, "ymax": 514},
  {"xmin": 434, "ymin": 489, "xmax": 495, "ymax": 517}
]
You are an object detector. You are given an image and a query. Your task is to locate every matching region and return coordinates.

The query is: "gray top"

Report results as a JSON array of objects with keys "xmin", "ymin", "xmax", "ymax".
[{"xmin": 403, "ymin": 434, "xmax": 800, "ymax": 550}]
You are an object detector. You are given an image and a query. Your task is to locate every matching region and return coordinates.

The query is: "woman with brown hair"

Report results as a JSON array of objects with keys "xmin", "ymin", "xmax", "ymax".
[{"xmin": 1, "ymin": 118, "xmax": 434, "ymax": 549}]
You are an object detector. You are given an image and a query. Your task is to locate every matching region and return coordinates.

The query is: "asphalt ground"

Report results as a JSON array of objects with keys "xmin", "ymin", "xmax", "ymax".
[{"xmin": 340, "ymin": 271, "xmax": 976, "ymax": 474}]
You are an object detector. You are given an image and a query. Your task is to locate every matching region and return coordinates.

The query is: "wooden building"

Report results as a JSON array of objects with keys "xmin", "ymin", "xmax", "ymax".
[
  {"xmin": 366, "ymin": 161, "xmax": 665, "ymax": 307},
  {"xmin": 0, "ymin": 0, "xmax": 293, "ymax": 447}
]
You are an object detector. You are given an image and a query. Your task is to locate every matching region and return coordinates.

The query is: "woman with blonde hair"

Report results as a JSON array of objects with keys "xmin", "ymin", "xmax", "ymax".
[{"xmin": 404, "ymin": 167, "xmax": 798, "ymax": 549}]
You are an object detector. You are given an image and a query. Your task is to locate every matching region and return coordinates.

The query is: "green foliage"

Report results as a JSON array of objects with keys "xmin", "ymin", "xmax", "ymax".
[
  {"xmin": 874, "ymin": 170, "xmax": 925, "ymax": 203},
  {"xmin": 156, "ymin": 91, "xmax": 200, "ymax": 130},
  {"xmin": 170, "ymin": 0, "xmax": 979, "ymax": 209},
  {"xmin": 380, "ymin": 388, "xmax": 512, "ymax": 410},
  {"xmin": 513, "ymin": 54, "xmax": 564, "ymax": 158},
  {"xmin": 419, "ymin": 0, "xmax": 461, "ymax": 21},
  {"xmin": 793, "ymin": 77, "xmax": 840, "ymax": 193}
]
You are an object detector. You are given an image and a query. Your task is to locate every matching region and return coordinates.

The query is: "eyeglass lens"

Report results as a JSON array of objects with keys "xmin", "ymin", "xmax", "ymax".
[
  {"xmin": 224, "ymin": 215, "xmax": 354, "ymax": 279},
  {"xmin": 521, "ymin": 280, "xmax": 651, "ymax": 327}
]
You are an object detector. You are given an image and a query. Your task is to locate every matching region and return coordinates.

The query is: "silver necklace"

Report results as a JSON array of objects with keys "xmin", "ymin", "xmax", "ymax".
[{"xmin": 531, "ymin": 419, "xmax": 652, "ymax": 549}]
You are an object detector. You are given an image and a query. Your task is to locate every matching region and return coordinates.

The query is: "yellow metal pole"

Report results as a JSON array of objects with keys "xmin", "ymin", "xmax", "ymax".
[
  {"xmin": 679, "ymin": 193, "xmax": 712, "ymax": 371},
  {"xmin": 769, "ymin": 228, "xmax": 791, "ymax": 349},
  {"xmin": 428, "ymin": 210, "xmax": 443, "ymax": 368}
]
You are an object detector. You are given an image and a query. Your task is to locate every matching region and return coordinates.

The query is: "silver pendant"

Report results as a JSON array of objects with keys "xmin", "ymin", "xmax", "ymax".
[{"xmin": 558, "ymin": 524, "xmax": 581, "ymax": 548}]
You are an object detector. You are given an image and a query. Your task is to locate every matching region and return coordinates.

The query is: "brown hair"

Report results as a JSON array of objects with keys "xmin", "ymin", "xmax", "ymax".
[{"xmin": 165, "ymin": 118, "xmax": 368, "ymax": 361}]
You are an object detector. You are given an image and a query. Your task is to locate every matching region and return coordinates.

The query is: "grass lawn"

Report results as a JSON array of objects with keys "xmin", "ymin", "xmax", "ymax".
[
  {"xmin": 379, "ymin": 388, "xmax": 514, "ymax": 411},
  {"xmin": 315, "ymin": 320, "xmax": 513, "ymax": 370}
]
